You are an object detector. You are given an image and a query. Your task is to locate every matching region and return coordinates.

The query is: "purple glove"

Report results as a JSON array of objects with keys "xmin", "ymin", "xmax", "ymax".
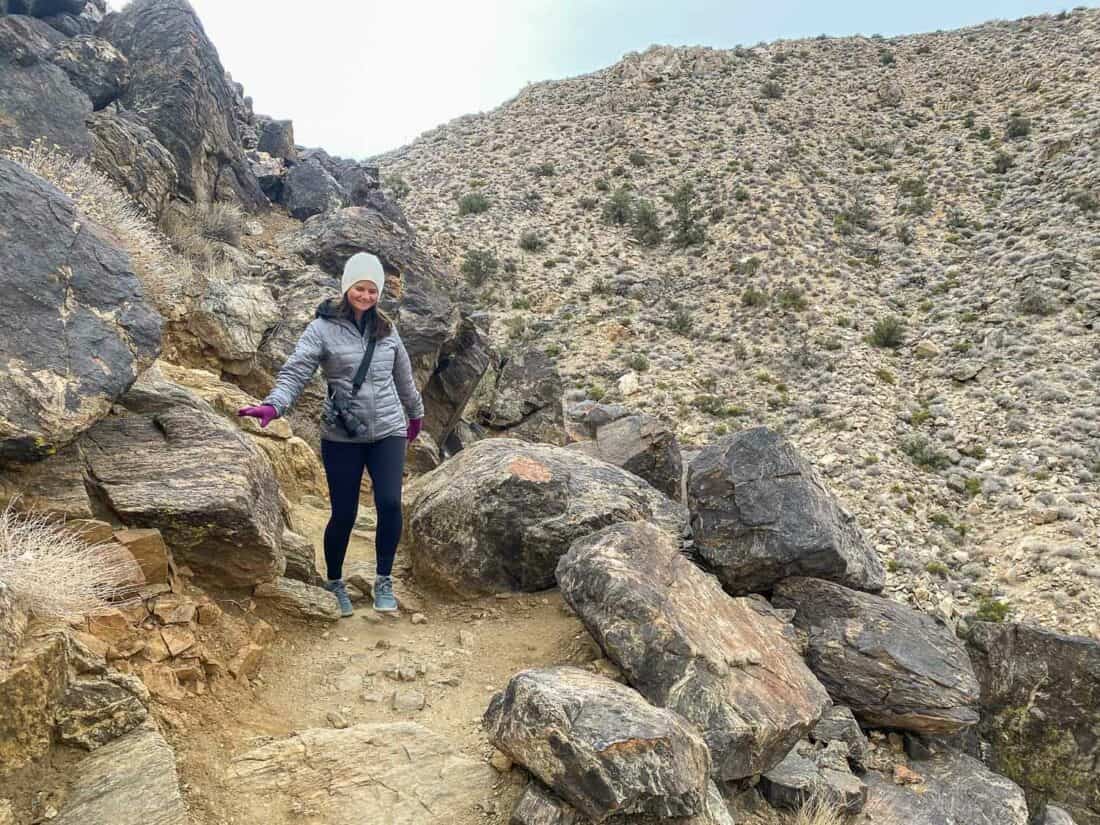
[
  {"xmin": 238, "ymin": 404, "xmax": 279, "ymax": 429},
  {"xmin": 406, "ymin": 417, "xmax": 423, "ymax": 441}
]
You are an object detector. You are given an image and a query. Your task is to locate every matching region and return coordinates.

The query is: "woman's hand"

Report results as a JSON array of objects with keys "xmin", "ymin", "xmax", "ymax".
[
  {"xmin": 406, "ymin": 417, "xmax": 423, "ymax": 441},
  {"xmin": 238, "ymin": 404, "xmax": 279, "ymax": 428}
]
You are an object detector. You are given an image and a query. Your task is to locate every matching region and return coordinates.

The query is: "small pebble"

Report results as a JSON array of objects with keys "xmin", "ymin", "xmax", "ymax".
[{"xmin": 411, "ymin": 613, "xmax": 428, "ymax": 625}]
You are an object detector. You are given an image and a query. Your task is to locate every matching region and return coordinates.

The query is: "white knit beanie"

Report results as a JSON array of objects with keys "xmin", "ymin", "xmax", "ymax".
[{"xmin": 341, "ymin": 252, "xmax": 385, "ymax": 297}]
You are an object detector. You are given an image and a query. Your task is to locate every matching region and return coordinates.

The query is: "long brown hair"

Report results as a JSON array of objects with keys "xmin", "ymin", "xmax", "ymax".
[{"xmin": 336, "ymin": 298, "xmax": 393, "ymax": 340}]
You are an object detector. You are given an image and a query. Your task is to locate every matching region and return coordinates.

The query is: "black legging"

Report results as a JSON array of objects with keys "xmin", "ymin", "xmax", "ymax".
[{"xmin": 320, "ymin": 436, "xmax": 406, "ymax": 580}]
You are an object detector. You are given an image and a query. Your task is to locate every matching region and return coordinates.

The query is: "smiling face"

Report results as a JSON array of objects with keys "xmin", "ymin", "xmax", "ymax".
[{"xmin": 346, "ymin": 280, "xmax": 379, "ymax": 315}]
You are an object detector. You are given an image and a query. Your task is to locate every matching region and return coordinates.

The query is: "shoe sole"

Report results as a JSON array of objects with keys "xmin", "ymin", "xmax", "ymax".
[{"xmin": 373, "ymin": 604, "xmax": 399, "ymax": 613}]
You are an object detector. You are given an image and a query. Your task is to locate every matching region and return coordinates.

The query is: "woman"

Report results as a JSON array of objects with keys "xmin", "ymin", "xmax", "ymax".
[{"xmin": 238, "ymin": 252, "xmax": 423, "ymax": 617}]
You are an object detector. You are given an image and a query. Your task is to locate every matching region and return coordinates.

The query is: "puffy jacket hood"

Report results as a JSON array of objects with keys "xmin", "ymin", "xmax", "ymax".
[{"xmin": 315, "ymin": 298, "xmax": 343, "ymax": 320}]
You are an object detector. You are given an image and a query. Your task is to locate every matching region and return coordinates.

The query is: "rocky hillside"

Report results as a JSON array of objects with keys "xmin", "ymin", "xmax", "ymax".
[{"xmin": 378, "ymin": 9, "xmax": 1100, "ymax": 638}]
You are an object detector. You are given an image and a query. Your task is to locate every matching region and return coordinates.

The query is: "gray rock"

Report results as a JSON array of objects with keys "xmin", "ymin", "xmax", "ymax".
[
  {"xmin": 227, "ymin": 722, "xmax": 495, "ymax": 825},
  {"xmin": 249, "ymin": 151, "xmax": 287, "ymax": 202},
  {"xmin": 406, "ymin": 439, "xmax": 685, "ymax": 596},
  {"xmin": 253, "ymin": 577, "xmax": 340, "ymax": 622},
  {"xmin": 862, "ymin": 749, "xmax": 1028, "ymax": 825},
  {"xmin": 256, "ymin": 118, "xmax": 296, "ymax": 162},
  {"xmin": 565, "ymin": 402, "xmax": 633, "ymax": 440},
  {"xmin": 1, "ymin": 0, "xmax": 87, "ymax": 15},
  {"xmin": 966, "ymin": 622, "xmax": 1100, "ymax": 825},
  {"xmin": 99, "ymin": 0, "xmax": 265, "ymax": 208},
  {"xmin": 284, "ymin": 157, "xmax": 346, "ymax": 219},
  {"xmin": 39, "ymin": 0, "xmax": 105, "ymax": 36},
  {"xmin": 0, "ymin": 442, "xmax": 93, "ymax": 519},
  {"xmin": 0, "ymin": 631, "xmax": 69, "ymax": 771},
  {"xmin": 55, "ymin": 673, "xmax": 149, "ymax": 750},
  {"xmin": 48, "ymin": 34, "xmax": 128, "ymax": 109},
  {"xmin": 1044, "ymin": 806, "xmax": 1079, "ymax": 825},
  {"xmin": 478, "ymin": 348, "xmax": 567, "ymax": 446},
  {"xmin": 80, "ymin": 372, "xmax": 285, "ymax": 588},
  {"xmin": 568, "ymin": 413, "xmax": 682, "ymax": 500},
  {"xmin": 485, "ymin": 666, "xmax": 710, "ymax": 821},
  {"xmin": 687, "ymin": 427, "xmax": 885, "ymax": 594},
  {"xmin": 421, "ymin": 312, "xmax": 493, "ymax": 450},
  {"xmin": 53, "ymin": 723, "xmax": 189, "ymax": 825},
  {"xmin": 773, "ymin": 577, "xmax": 980, "ymax": 734},
  {"xmin": 761, "ymin": 740, "xmax": 866, "ymax": 814},
  {"xmin": 187, "ymin": 274, "xmax": 279, "ymax": 369},
  {"xmin": 87, "ymin": 109, "xmax": 178, "ymax": 218},
  {"xmin": 810, "ymin": 705, "xmax": 869, "ymax": 768},
  {"xmin": 510, "ymin": 780, "xmax": 734, "ymax": 825},
  {"xmin": 0, "ymin": 158, "xmax": 162, "ymax": 462},
  {"xmin": 281, "ymin": 530, "xmax": 321, "ymax": 585},
  {"xmin": 557, "ymin": 522, "xmax": 830, "ymax": 781}
]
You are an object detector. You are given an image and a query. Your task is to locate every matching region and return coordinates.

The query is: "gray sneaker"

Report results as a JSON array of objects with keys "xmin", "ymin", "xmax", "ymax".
[
  {"xmin": 324, "ymin": 579, "xmax": 354, "ymax": 617},
  {"xmin": 373, "ymin": 575, "xmax": 398, "ymax": 613}
]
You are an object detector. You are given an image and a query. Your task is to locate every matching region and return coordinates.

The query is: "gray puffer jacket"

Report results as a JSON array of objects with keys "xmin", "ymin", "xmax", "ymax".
[{"xmin": 263, "ymin": 300, "xmax": 424, "ymax": 443}]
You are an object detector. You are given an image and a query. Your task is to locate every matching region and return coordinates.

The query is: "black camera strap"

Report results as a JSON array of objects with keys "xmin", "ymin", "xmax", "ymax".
[{"xmin": 350, "ymin": 336, "xmax": 377, "ymax": 396}]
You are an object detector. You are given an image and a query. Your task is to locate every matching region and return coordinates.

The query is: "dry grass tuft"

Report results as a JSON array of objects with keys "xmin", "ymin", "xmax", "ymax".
[
  {"xmin": 0, "ymin": 502, "xmax": 142, "ymax": 621},
  {"xmin": 3, "ymin": 140, "xmax": 196, "ymax": 318}
]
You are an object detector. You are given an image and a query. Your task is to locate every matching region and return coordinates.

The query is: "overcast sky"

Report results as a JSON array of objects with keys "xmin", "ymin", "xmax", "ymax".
[{"xmin": 127, "ymin": 1, "xmax": 1087, "ymax": 159}]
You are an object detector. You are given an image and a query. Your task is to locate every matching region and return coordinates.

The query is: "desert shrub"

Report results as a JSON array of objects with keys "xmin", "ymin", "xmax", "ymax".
[
  {"xmin": 628, "ymin": 150, "xmax": 648, "ymax": 167},
  {"xmin": 594, "ymin": 177, "xmax": 610, "ymax": 192},
  {"xmin": 868, "ymin": 316, "xmax": 906, "ymax": 348},
  {"xmin": 602, "ymin": 186, "xmax": 633, "ymax": 226},
  {"xmin": 992, "ymin": 151, "xmax": 1014, "ymax": 174},
  {"xmin": 901, "ymin": 434, "xmax": 950, "ymax": 470},
  {"xmin": 669, "ymin": 181, "xmax": 706, "ymax": 248},
  {"xmin": 974, "ymin": 597, "xmax": 1011, "ymax": 622},
  {"xmin": 458, "ymin": 192, "xmax": 490, "ymax": 215},
  {"xmin": 626, "ymin": 353, "xmax": 649, "ymax": 372},
  {"xmin": 193, "ymin": 201, "xmax": 244, "ymax": 247},
  {"xmin": 531, "ymin": 161, "xmax": 556, "ymax": 177},
  {"xmin": 1006, "ymin": 113, "xmax": 1031, "ymax": 139},
  {"xmin": 4, "ymin": 140, "xmax": 194, "ymax": 316},
  {"xmin": 577, "ymin": 196, "xmax": 598, "ymax": 210},
  {"xmin": 775, "ymin": 285, "xmax": 808, "ymax": 311},
  {"xmin": 668, "ymin": 305, "xmax": 695, "ymax": 334},
  {"xmin": 760, "ymin": 80, "xmax": 783, "ymax": 99},
  {"xmin": 879, "ymin": 49, "xmax": 895, "ymax": 65},
  {"xmin": 630, "ymin": 199, "xmax": 663, "ymax": 246},
  {"xmin": 741, "ymin": 286, "xmax": 769, "ymax": 307},
  {"xmin": 460, "ymin": 248, "xmax": 498, "ymax": 286},
  {"xmin": 518, "ymin": 231, "xmax": 546, "ymax": 252},
  {"xmin": 0, "ymin": 502, "xmax": 141, "ymax": 620}
]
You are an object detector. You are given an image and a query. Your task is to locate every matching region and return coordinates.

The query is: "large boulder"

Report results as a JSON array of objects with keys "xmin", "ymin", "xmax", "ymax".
[
  {"xmin": 283, "ymin": 156, "xmax": 345, "ymax": 219},
  {"xmin": 478, "ymin": 348, "xmax": 566, "ymax": 446},
  {"xmin": 1, "ymin": 0, "xmax": 87, "ymax": 15},
  {"xmin": 87, "ymin": 109, "xmax": 178, "ymax": 217},
  {"xmin": 0, "ymin": 158, "xmax": 162, "ymax": 462},
  {"xmin": 421, "ymin": 311, "xmax": 493, "ymax": 448},
  {"xmin": 510, "ymin": 779, "xmax": 733, "ymax": 825},
  {"xmin": 0, "ymin": 630, "xmax": 68, "ymax": 772},
  {"xmin": 98, "ymin": 0, "xmax": 265, "ymax": 208},
  {"xmin": 862, "ymin": 749, "xmax": 1028, "ymax": 825},
  {"xmin": 255, "ymin": 118, "xmax": 295, "ymax": 162},
  {"xmin": 0, "ymin": 442, "xmax": 93, "ymax": 518},
  {"xmin": 226, "ymin": 722, "xmax": 495, "ymax": 825},
  {"xmin": 686, "ymin": 427, "xmax": 885, "ymax": 594},
  {"xmin": 39, "ymin": 0, "xmax": 106, "ymax": 37},
  {"xmin": 485, "ymin": 666, "xmax": 710, "ymax": 822},
  {"xmin": 187, "ymin": 274, "xmax": 279, "ymax": 375},
  {"xmin": 79, "ymin": 372, "xmax": 285, "ymax": 587},
  {"xmin": 405, "ymin": 439, "xmax": 685, "ymax": 596},
  {"xmin": 772, "ymin": 577, "xmax": 980, "ymax": 734},
  {"xmin": 966, "ymin": 622, "xmax": 1100, "ymax": 825},
  {"xmin": 0, "ymin": 15, "xmax": 95, "ymax": 160},
  {"xmin": 55, "ymin": 671, "xmax": 149, "ymax": 750},
  {"xmin": 557, "ymin": 521, "xmax": 829, "ymax": 781},
  {"xmin": 48, "ymin": 34, "xmax": 129, "ymax": 109},
  {"xmin": 567, "ymin": 412, "xmax": 682, "ymax": 500},
  {"xmin": 53, "ymin": 723, "xmax": 189, "ymax": 825}
]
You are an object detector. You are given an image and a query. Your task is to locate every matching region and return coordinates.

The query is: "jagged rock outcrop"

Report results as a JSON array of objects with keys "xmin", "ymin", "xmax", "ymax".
[
  {"xmin": 485, "ymin": 666, "xmax": 710, "ymax": 822},
  {"xmin": 80, "ymin": 372, "xmax": 285, "ymax": 587},
  {"xmin": 557, "ymin": 521, "xmax": 830, "ymax": 780},
  {"xmin": 48, "ymin": 34, "xmax": 129, "ymax": 109},
  {"xmin": 0, "ymin": 157, "xmax": 162, "ymax": 462},
  {"xmin": 0, "ymin": 15, "xmax": 92, "ymax": 156},
  {"xmin": 862, "ymin": 749, "xmax": 1029, "ymax": 825},
  {"xmin": 810, "ymin": 705, "xmax": 869, "ymax": 769},
  {"xmin": 478, "ymin": 348, "xmax": 566, "ymax": 445},
  {"xmin": 567, "ymin": 411, "xmax": 682, "ymax": 500},
  {"xmin": 405, "ymin": 439, "xmax": 685, "ymax": 596},
  {"xmin": 283, "ymin": 156, "xmax": 344, "ymax": 219},
  {"xmin": 187, "ymin": 274, "xmax": 279, "ymax": 375},
  {"xmin": 687, "ymin": 427, "xmax": 885, "ymax": 594},
  {"xmin": 39, "ymin": 0, "xmax": 106, "ymax": 37},
  {"xmin": 99, "ymin": 0, "xmax": 265, "ymax": 208},
  {"xmin": 966, "ymin": 622, "xmax": 1100, "ymax": 825},
  {"xmin": 255, "ymin": 118, "xmax": 295, "ymax": 162},
  {"xmin": 87, "ymin": 109, "xmax": 178, "ymax": 217},
  {"xmin": 0, "ymin": 0, "xmax": 87, "ymax": 17},
  {"xmin": 773, "ymin": 577, "xmax": 980, "ymax": 734}
]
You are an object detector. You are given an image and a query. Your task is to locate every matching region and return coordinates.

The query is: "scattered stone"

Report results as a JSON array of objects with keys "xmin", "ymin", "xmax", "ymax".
[
  {"xmin": 863, "ymin": 749, "xmax": 1028, "ymax": 825},
  {"xmin": 281, "ymin": 529, "xmax": 322, "ymax": 585},
  {"xmin": 893, "ymin": 764, "xmax": 924, "ymax": 785},
  {"xmin": 406, "ymin": 438, "xmax": 684, "ymax": 596},
  {"xmin": 686, "ymin": 427, "xmax": 885, "ymax": 594},
  {"xmin": 484, "ymin": 666, "xmax": 710, "ymax": 821},
  {"xmin": 53, "ymin": 723, "xmax": 188, "ymax": 825},
  {"xmin": 1044, "ymin": 806, "xmax": 1079, "ymax": 825},
  {"xmin": 254, "ymin": 577, "xmax": 341, "ymax": 622},
  {"xmin": 113, "ymin": 528, "xmax": 172, "ymax": 585},
  {"xmin": 810, "ymin": 705, "xmax": 870, "ymax": 768},
  {"xmin": 490, "ymin": 748, "xmax": 513, "ymax": 773},
  {"xmin": 284, "ymin": 157, "xmax": 346, "ymax": 219},
  {"xmin": 159, "ymin": 626, "xmax": 195, "ymax": 658},
  {"xmin": 773, "ymin": 577, "xmax": 980, "ymax": 734},
  {"xmin": 195, "ymin": 602, "xmax": 222, "ymax": 626},
  {"xmin": 227, "ymin": 723, "xmax": 495, "ymax": 824},
  {"xmin": 411, "ymin": 613, "xmax": 428, "ymax": 625},
  {"xmin": 392, "ymin": 689, "xmax": 426, "ymax": 711},
  {"xmin": 151, "ymin": 595, "xmax": 196, "ymax": 625},
  {"xmin": 557, "ymin": 522, "xmax": 829, "ymax": 780},
  {"xmin": 326, "ymin": 710, "xmax": 349, "ymax": 729}
]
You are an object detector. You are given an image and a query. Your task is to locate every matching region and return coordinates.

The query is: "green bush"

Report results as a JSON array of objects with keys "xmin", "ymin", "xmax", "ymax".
[
  {"xmin": 669, "ymin": 182, "xmax": 706, "ymax": 248},
  {"xmin": 775, "ymin": 285, "xmax": 808, "ymax": 311},
  {"xmin": 594, "ymin": 177, "xmax": 610, "ymax": 192},
  {"xmin": 741, "ymin": 286, "xmax": 768, "ymax": 307},
  {"xmin": 668, "ymin": 306, "xmax": 695, "ymax": 334},
  {"xmin": 734, "ymin": 256, "xmax": 761, "ymax": 275},
  {"xmin": 630, "ymin": 199, "xmax": 663, "ymax": 246},
  {"xmin": 992, "ymin": 151, "xmax": 1014, "ymax": 174},
  {"xmin": 760, "ymin": 80, "xmax": 783, "ymax": 99},
  {"xmin": 460, "ymin": 248, "xmax": 498, "ymax": 286},
  {"xmin": 458, "ymin": 192, "xmax": 490, "ymax": 215},
  {"xmin": 602, "ymin": 186, "xmax": 633, "ymax": 226},
  {"xmin": 518, "ymin": 231, "xmax": 546, "ymax": 253},
  {"xmin": 868, "ymin": 316, "xmax": 906, "ymax": 348},
  {"xmin": 879, "ymin": 49, "xmax": 895, "ymax": 65},
  {"xmin": 1006, "ymin": 113, "xmax": 1031, "ymax": 139},
  {"xmin": 626, "ymin": 353, "xmax": 649, "ymax": 372},
  {"xmin": 974, "ymin": 598, "xmax": 1011, "ymax": 622},
  {"xmin": 628, "ymin": 150, "xmax": 648, "ymax": 167},
  {"xmin": 531, "ymin": 161, "xmax": 556, "ymax": 177},
  {"xmin": 901, "ymin": 435, "xmax": 950, "ymax": 470}
]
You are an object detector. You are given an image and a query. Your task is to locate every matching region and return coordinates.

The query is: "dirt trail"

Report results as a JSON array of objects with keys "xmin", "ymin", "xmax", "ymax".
[{"xmin": 168, "ymin": 500, "xmax": 591, "ymax": 825}]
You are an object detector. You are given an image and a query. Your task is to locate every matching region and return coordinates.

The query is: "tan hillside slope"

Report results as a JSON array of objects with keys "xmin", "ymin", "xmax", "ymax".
[{"xmin": 378, "ymin": 8, "xmax": 1100, "ymax": 637}]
